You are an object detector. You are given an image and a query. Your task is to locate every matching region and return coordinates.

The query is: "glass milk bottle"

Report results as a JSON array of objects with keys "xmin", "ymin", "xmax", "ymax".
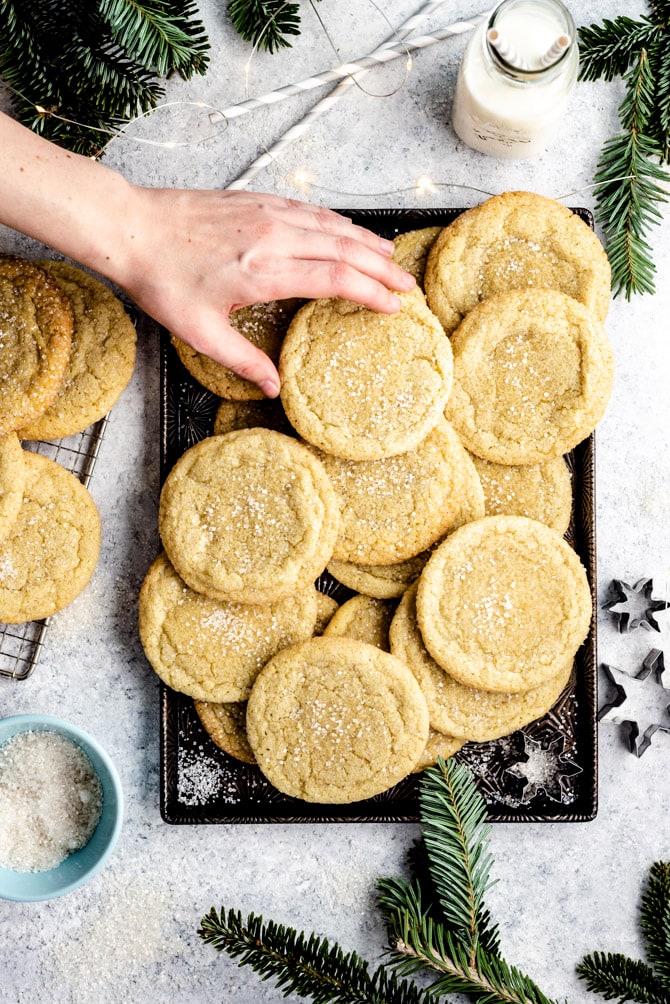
[{"xmin": 451, "ymin": 0, "xmax": 578, "ymax": 158}]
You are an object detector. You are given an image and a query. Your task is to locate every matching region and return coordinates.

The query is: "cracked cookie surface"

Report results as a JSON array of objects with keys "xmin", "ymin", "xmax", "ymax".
[
  {"xmin": 472, "ymin": 454, "xmax": 572, "ymax": 534},
  {"xmin": 424, "ymin": 191, "xmax": 611, "ymax": 334},
  {"xmin": 0, "ymin": 433, "xmax": 26, "ymax": 545},
  {"xmin": 392, "ymin": 582, "xmax": 573, "ymax": 740},
  {"xmin": 0, "ymin": 255, "xmax": 73, "ymax": 437},
  {"xmin": 159, "ymin": 429, "xmax": 340, "ymax": 604},
  {"xmin": 139, "ymin": 552, "xmax": 318, "ymax": 701},
  {"xmin": 314, "ymin": 419, "xmax": 467, "ymax": 566},
  {"xmin": 194, "ymin": 700, "xmax": 257, "ymax": 764},
  {"xmin": 18, "ymin": 261, "xmax": 136, "ymax": 440},
  {"xmin": 171, "ymin": 299, "xmax": 301, "ymax": 400},
  {"xmin": 416, "ymin": 515, "xmax": 592, "ymax": 693},
  {"xmin": 246, "ymin": 636, "xmax": 429, "ymax": 803},
  {"xmin": 0, "ymin": 452, "xmax": 100, "ymax": 622},
  {"xmin": 445, "ymin": 289, "xmax": 614, "ymax": 464},
  {"xmin": 279, "ymin": 287, "xmax": 453, "ymax": 460}
]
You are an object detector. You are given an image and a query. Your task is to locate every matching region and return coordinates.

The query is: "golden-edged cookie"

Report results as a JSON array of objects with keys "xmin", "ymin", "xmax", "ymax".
[
  {"xmin": 391, "ymin": 582, "xmax": 573, "ymax": 740},
  {"xmin": 171, "ymin": 299, "xmax": 301, "ymax": 400},
  {"xmin": 279, "ymin": 287, "xmax": 453, "ymax": 460},
  {"xmin": 18, "ymin": 261, "xmax": 136, "ymax": 440},
  {"xmin": 158, "ymin": 430, "xmax": 340, "ymax": 604},
  {"xmin": 323, "ymin": 594, "xmax": 395, "ymax": 651},
  {"xmin": 0, "ymin": 434, "xmax": 26, "ymax": 544},
  {"xmin": 0, "ymin": 452, "xmax": 100, "ymax": 622},
  {"xmin": 246, "ymin": 637, "xmax": 429, "ymax": 803},
  {"xmin": 314, "ymin": 591, "xmax": 340, "ymax": 635},
  {"xmin": 472, "ymin": 455, "xmax": 572, "ymax": 535},
  {"xmin": 138, "ymin": 552, "xmax": 318, "ymax": 701},
  {"xmin": 316, "ymin": 419, "xmax": 468, "ymax": 565},
  {"xmin": 424, "ymin": 191, "xmax": 611, "ymax": 334},
  {"xmin": 325, "ymin": 448, "xmax": 484, "ymax": 597},
  {"xmin": 327, "ymin": 552, "xmax": 430, "ymax": 600},
  {"xmin": 392, "ymin": 227, "xmax": 442, "ymax": 287},
  {"xmin": 0, "ymin": 255, "xmax": 73, "ymax": 437},
  {"xmin": 411, "ymin": 730, "xmax": 465, "ymax": 773},
  {"xmin": 213, "ymin": 398, "xmax": 293, "ymax": 437},
  {"xmin": 416, "ymin": 516, "xmax": 592, "ymax": 694},
  {"xmin": 445, "ymin": 289, "xmax": 615, "ymax": 464},
  {"xmin": 194, "ymin": 701, "xmax": 256, "ymax": 764}
]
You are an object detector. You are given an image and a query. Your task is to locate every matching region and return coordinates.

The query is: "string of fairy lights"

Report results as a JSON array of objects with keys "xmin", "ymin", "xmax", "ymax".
[{"xmin": 4, "ymin": 0, "xmax": 631, "ymax": 206}]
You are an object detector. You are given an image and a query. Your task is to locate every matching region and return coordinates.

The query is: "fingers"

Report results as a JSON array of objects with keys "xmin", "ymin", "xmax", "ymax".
[
  {"xmin": 220, "ymin": 191, "xmax": 398, "ymax": 260},
  {"xmin": 182, "ymin": 316, "xmax": 281, "ymax": 398},
  {"xmin": 251, "ymin": 258, "xmax": 412, "ymax": 314}
]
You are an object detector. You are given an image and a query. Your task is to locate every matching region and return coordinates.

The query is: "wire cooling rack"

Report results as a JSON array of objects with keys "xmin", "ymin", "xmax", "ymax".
[{"xmin": 0, "ymin": 415, "xmax": 109, "ymax": 681}]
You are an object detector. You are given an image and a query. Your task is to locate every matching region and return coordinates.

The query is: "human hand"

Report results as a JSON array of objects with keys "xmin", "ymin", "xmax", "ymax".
[{"xmin": 112, "ymin": 188, "xmax": 416, "ymax": 396}]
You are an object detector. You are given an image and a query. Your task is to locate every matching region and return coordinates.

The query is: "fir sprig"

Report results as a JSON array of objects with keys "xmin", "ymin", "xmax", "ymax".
[
  {"xmin": 578, "ymin": 7, "xmax": 670, "ymax": 298},
  {"xmin": 577, "ymin": 861, "xmax": 670, "ymax": 1002},
  {"xmin": 0, "ymin": 1, "xmax": 209, "ymax": 156},
  {"xmin": 198, "ymin": 907, "xmax": 433, "ymax": 1004},
  {"xmin": 228, "ymin": 0, "xmax": 305, "ymax": 53},
  {"xmin": 199, "ymin": 759, "xmax": 557, "ymax": 1004},
  {"xmin": 379, "ymin": 760, "xmax": 559, "ymax": 1004}
]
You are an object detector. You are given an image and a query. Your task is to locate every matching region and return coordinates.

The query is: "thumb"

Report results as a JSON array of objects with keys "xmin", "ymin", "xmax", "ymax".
[{"xmin": 182, "ymin": 317, "xmax": 281, "ymax": 398}]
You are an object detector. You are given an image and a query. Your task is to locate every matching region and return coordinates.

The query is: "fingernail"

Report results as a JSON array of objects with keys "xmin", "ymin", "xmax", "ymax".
[
  {"xmin": 388, "ymin": 294, "xmax": 402, "ymax": 311},
  {"xmin": 260, "ymin": 379, "xmax": 280, "ymax": 398},
  {"xmin": 400, "ymin": 271, "xmax": 416, "ymax": 289},
  {"xmin": 380, "ymin": 238, "xmax": 395, "ymax": 255}
]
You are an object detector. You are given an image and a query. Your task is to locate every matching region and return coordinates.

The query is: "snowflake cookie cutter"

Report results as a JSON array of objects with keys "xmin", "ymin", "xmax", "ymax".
[
  {"xmin": 504, "ymin": 732, "xmax": 582, "ymax": 804},
  {"xmin": 603, "ymin": 578, "xmax": 669, "ymax": 633},
  {"xmin": 599, "ymin": 649, "xmax": 670, "ymax": 756}
]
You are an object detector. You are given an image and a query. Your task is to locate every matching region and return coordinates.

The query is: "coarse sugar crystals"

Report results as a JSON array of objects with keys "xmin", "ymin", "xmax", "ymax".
[{"xmin": 0, "ymin": 730, "xmax": 102, "ymax": 872}]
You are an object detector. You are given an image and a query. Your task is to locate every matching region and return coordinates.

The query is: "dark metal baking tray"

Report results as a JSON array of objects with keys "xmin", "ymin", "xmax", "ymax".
[{"xmin": 160, "ymin": 207, "xmax": 598, "ymax": 824}]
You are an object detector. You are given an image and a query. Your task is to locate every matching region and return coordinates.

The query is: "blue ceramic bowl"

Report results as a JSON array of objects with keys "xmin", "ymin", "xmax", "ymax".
[{"xmin": 0, "ymin": 714, "xmax": 123, "ymax": 902}]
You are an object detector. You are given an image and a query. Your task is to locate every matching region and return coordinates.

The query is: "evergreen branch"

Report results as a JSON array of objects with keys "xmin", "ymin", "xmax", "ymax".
[
  {"xmin": 99, "ymin": 0, "xmax": 209, "ymax": 77},
  {"xmin": 576, "ymin": 951, "xmax": 668, "ymax": 1003},
  {"xmin": 0, "ymin": 0, "xmax": 209, "ymax": 155},
  {"xmin": 649, "ymin": 1, "xmax": 670, "ymax": 24},
  {"xmin": 640, "ymin": 861, "xmax": 670, "ymax": 987},
  {"xmin": 419, "ymin": 758, "xmax": 499, "ymax": 959},
  {"xmin": 381, "ymin": 877, "xmax": 559, "ymax": 1004},
  {"xmin": 647, "ymin": 36, "xmax": 670, "ymax": 159},
  {"xmin": 578, "ymin": 17, "xmax": 661, "ymax": 82},
  {"xmin": 592, "ymin": 49, "xmax": 669, "ymax": 298},
  {"xmin": 197, "ymin": 907, "xmax": 433, "ymax": 1004},
  {"xmin": 228, "ymin": 0, "xmax": 302, "ymax": 53}
]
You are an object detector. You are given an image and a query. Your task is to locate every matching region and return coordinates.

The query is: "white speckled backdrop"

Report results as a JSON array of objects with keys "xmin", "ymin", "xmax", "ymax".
[{"xmin": 1, "ymin": 2, "xmax": 669, "ymax": 1001}]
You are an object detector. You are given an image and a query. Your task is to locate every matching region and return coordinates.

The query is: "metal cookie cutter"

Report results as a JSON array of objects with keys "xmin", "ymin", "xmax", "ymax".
[
  {"xmin": 599, "ymin": 649, "xmax": 670, "ymax": 756},
  {"xmin": 603, "ymin": 578, "xmax": 669, "ymax": 633}
]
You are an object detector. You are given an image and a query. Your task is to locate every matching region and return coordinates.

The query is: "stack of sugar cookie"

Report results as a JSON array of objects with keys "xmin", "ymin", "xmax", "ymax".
[
  {"xmin": 146, "ymin": 190, "xmax": 613, "ymax": 805},
  {"xmin": 0, "ymin": 255, "xmax": 136, "ymax": 623}
]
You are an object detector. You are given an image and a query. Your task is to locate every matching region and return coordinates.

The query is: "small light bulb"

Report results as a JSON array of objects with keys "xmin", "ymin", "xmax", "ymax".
[
  {"xmin": 292, "ymin": 168, "xmax": 313, "ymax": 194},
  {"xmin": 416, "ymin": 175, "xmax": 436, "ymax": 196}
]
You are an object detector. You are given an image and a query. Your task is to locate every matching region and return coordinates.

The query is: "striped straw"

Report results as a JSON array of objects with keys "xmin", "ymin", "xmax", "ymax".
[
  {"xmin": 226, "ymin": 12, "xmax": 489, "ymax": 190},
  {"xmin": 213, "ymin": 2, "xmax": 490, "ymax": 124},
  {"xmin": 539, "ymin": 34, "xmax": 571, "ymax": 68},
  {"xmin": 486, "ymin": 28, "xmax": 529, "ymax": 71}
]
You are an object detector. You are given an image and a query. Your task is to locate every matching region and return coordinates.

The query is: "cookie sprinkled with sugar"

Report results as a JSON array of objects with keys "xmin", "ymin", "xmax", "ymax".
[
  {"xmin": 279, "ymin": 287, "xmax": 453, "ymax": 460},
  {"xmin": 416, "ymin": 515, "xmax": 592, "ymax": 694},
  {"xmin": 0, "ymin": 255, "xmax": 73, "ymax": 436},
  {"xmin": 158, "ymin": 429, "xmax": 340, "ymax": 604},
  {"xmin": 246, "ymin": 637, "xmax": 429, "ymax": 803},
  {"xmin": 139, "ymin": 552, "xmax": 319, "ymax": 702}
]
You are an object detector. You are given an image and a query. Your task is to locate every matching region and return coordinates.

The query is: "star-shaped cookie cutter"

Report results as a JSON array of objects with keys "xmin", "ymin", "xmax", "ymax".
[
  {"xmin": 599, "ymin": 650, "xmax": 670, "ymax": 756},
  {"xmin": 505, "ymin": 732, "xmax": 582, "ymax": 804},
  {"xmin": 602, "ymin": 578, "xmax": 669, "ymax": 633}
]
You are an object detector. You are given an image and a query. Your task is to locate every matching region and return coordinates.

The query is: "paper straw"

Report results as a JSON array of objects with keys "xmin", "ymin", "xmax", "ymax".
[
  {"xmin": 487, "ymin": 28, "xmax": 528, "ymax": 71},
  {"xmin": 213, "ymin": 4, "xmax": 490, "ymax": 124},
  {"xmin": 539, "ymin": 34, "xmax": 571, "ymax": 68},
  {"xmin": 226, "ymin": 14, "xmax": 489, "ymax": 190}
]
